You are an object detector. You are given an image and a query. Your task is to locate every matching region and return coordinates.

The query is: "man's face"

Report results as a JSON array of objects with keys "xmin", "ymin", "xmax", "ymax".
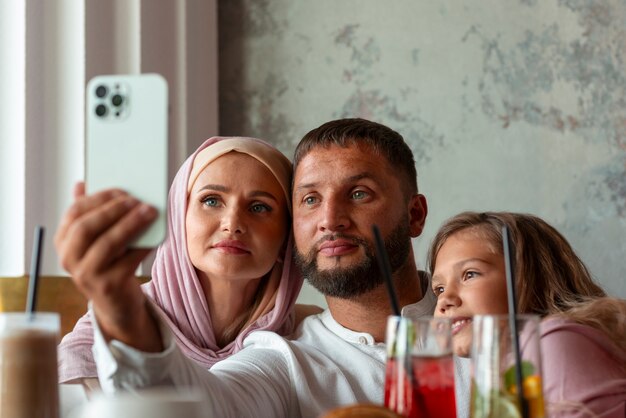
[{"xmin": 292, "ymin": 144, "xmax": 426, "ymax": 298}]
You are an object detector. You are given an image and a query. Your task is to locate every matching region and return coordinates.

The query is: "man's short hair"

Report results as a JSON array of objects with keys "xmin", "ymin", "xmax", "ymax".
[{"xmin": 293, "ymin": 118, "xmax": 418, "ymax": 196}]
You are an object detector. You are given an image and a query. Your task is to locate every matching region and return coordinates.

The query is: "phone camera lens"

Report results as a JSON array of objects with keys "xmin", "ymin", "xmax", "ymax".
[
  {"xmin": 111, "ymin": 94, "xmax": 124, "ymax": 107},
  {"xmin": 95, "ymin": 104, "xmax": 108, "ymax": 117},
  {"xmin": 95, "ymin": 85, "xmax": 108, "ymax": 98}
]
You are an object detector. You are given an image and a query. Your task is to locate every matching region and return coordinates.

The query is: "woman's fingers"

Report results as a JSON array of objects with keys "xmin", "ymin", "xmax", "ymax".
[
  {"xmin": 57, "ymin": 195, "xmax": 139, "ymax": 271},
  {"xmin": 73, "ymin": 181, "xmax": 86, "ymax": 199},
  {"xmin": 55, "ymin": 188, "xmax": 127, "ymax": 255},
  {"xmin": 79, "ymin": 202, "xmax": 157, "ymax": 274}
]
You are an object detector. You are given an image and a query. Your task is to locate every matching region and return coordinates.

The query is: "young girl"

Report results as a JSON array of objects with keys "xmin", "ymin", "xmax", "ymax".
[
  {"xmin": 429, "ymin": 212, "xmax": 626, "ymax": 417},
  {"xmin": 57, "ymin": 137, "xmax": 315, "ymax": 389}
]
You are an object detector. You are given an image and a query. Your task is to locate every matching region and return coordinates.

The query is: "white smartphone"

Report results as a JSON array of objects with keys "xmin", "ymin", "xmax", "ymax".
[{"xmin": 85, "ymin": 73, "xmax": 168, "ymax": 248}]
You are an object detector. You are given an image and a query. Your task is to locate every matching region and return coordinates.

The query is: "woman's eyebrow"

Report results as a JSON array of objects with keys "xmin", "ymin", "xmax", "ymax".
[
  {"xmin": 197, "ymin": 185, "xmax": 278, "ymax": 201},
  {"xmin": 249, "ymin": 190, "xmax": 279, "ymax": 202},
  {"xmin": 198, "ymin": 184, "xmax": 228, "ymax": 192}
]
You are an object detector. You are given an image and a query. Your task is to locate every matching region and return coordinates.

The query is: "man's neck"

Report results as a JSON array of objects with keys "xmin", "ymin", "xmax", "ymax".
[{"xmin": 325, "ymin": 262, "xmax": 424, "ymax": 342}]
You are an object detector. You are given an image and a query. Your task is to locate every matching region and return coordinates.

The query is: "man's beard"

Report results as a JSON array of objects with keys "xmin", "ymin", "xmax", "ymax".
[{"xmin": 294, "ymin": 218, "xmax": 412, "ymax": 299}]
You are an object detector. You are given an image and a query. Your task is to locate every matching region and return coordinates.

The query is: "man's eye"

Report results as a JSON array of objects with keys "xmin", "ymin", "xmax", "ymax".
[
  {"xmin": 352, "ymin": 190, "xmax": 367, "ymax": 200},
  {"xmin": 250, "ymin": 203, "xmax": 271, "ymax": 213},
  {"xmin": 202, "ymin": 197, "xmax": 219, "ymax": 207}
]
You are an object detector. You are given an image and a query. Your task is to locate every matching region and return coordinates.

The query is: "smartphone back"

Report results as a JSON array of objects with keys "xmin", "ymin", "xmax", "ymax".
[{"xmin": 86, "ymin": 73, "xmax": 168, "ymax": 248}]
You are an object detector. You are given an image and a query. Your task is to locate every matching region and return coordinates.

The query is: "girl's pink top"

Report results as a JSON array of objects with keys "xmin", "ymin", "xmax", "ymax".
[{"xmin": 533, "ymin": 318, "xmax": 626, "ymax": 417}]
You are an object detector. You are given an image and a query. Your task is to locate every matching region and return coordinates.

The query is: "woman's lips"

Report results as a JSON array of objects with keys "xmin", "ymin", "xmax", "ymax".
[{"xmin": 213, "ymin": 240, "xmax": 250, "ymax": 254}]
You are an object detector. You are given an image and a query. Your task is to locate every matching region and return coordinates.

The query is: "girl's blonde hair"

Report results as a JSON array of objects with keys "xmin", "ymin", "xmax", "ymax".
[{"xmin": 428, "ymin": 212, "xmax": 626, "ymax": 354}]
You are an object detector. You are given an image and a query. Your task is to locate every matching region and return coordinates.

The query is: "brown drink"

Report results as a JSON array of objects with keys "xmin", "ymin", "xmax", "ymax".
[{"xmin": 0, "ymin": 313, "xmax": 60, "ymax": 418}]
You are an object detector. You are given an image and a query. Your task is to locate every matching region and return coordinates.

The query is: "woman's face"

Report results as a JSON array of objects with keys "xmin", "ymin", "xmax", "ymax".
[
  {"xmin": 186, "ymin": 152, "xmax": 289, "ymax": 283},
  {"xmin": 431, "ymin": 227, "xmax": 509, "ymax": 357}
]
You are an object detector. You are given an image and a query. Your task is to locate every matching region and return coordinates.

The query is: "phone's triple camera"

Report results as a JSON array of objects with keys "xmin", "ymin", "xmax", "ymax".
[{"xmin": 93, "ymin": 83, "xmax": 128, "ymax": 119}]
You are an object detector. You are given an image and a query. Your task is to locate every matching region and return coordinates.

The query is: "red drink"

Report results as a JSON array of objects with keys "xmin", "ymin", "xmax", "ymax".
[
  {"xmin": 385, "ymin": 357, "xmax": 413, "ymax": 416},
  {"xmin": 384, "ymin": 355, "xmax": 456, "ymax": 418},
  {"xmin": 412, "ymin": 354, "xmax": 456, "ymax": 417}
]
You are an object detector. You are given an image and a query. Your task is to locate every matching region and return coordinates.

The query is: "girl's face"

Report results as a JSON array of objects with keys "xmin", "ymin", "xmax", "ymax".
[
  {"xmin": 186, "ymin": 152, "xmax": 289, "ymax": 284},
  {"xmin": 431, "ymin": 227, "xmax": 509, "ymax": 357}
]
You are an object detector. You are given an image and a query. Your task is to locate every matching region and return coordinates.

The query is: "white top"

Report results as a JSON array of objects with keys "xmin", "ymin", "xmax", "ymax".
[{"xmin": 92, "ymin": 280, "xmax": 469, "ymax": 418}]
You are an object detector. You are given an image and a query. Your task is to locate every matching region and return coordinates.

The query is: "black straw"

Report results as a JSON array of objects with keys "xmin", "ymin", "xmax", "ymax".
[
  {"xmin": 26, "ymin": 226, "xmax": 45, "ymax": 315},
  {"xmin": 372, "ymin": 225, "xmax": 400, "ymax": 316},
  {"xmin": 502, "ymin": 226, "xmax": 528, "ymax": 418}
]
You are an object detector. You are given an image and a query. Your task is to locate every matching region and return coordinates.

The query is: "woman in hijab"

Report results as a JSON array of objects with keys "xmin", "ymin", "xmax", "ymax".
[{"xmin": 57, "ymin": 136, "xmax": 309, "ymax": 389}]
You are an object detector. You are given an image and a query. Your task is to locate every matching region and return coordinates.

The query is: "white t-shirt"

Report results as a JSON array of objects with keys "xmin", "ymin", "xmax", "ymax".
[{"xmin": 92, "ymin": 281, "xmax": 469, "ymax": 418}]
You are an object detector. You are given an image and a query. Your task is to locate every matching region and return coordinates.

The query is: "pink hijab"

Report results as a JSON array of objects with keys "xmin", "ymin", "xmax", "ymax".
[{"xmin": 58, "ymin": 136, "xmax": 303, "ymax": 382}]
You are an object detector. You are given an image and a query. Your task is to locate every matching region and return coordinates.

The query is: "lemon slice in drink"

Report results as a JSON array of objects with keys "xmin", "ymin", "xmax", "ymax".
[
  {"xmin": 471, "ymin": 388, "xmax": 521, "ymax": 418},
  {"xmin": 493, "ymin": 396, "xmax": 522, "ymax": 418}
]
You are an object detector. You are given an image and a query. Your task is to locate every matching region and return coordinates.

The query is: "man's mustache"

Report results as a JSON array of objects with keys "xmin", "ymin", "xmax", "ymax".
[{"xmin": 314, "ymin": 233, "xmax": 369, "ymax": 249}]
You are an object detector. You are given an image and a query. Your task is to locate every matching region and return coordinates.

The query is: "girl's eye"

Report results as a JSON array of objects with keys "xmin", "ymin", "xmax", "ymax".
[
  {"xmin": 202, "ymin": 197, "xmax": 219, "ymax": 207},
  {"xmin": 250, "ymin": 203, "xmax": 271, "ymax": 213},
  {"xmin": 351, "ymin": 190, "xmax": 367, "ymax": 200},
  {"xmin": 432, "ymin": 286, "xmax": 444, "ymax": 296}
]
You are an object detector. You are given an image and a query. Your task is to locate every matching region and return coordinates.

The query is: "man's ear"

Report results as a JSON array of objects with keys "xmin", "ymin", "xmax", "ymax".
[{"xmin": 408, "ymin": 194, "xmax": 428, "ymax": 237}]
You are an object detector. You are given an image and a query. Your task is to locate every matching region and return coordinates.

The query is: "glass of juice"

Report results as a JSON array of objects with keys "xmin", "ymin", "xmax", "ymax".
[
  {"xmin": 384, "ymin": 316, "xmax": 456, "ymax": 418},
  {"xmin": 470, "ymin": 314, "xmax": 545, "ymax": 418}
]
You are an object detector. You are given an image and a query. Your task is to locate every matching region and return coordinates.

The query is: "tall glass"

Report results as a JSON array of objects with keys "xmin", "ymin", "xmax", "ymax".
[
  {"xmin": 384, "ymin": 316, "xmax": 456, "ymax": 418},
  {"xmin": 76, "ymin": 389, "xmax": 207, "ymax": 418},
  {"xmin": 0, "ymin": 312, "xmax": 60, "ymax": 418},
  {"xmin": 470, "ymin": 315, "xmax": 545, "ymax": 418}
]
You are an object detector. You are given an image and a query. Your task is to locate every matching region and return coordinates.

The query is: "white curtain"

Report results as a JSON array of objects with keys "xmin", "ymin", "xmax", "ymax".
[{"xmin": 0, "ymin": 0, "xmax": 218, "ymax": 275}]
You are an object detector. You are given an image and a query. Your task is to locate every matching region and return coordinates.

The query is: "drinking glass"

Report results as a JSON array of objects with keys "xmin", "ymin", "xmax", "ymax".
[
  {"xmin": 74, "ymin": 388, "xmax": 208, "ymax": 418},
  {"xmin": 470, "ymin": 314, "xmax": 545, "ymax": 418},
  {"xmin": 384, "ymin": 316, "xmax": 456, "ymax": 418},
  {"xmin": 0, "ymin": 312, "xmax": 60, "ymax": 418}
]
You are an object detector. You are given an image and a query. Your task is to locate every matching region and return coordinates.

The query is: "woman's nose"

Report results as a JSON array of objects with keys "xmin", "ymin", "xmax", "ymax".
[{"xmin": 221, "ymin": 207, "xmax": 246, "ymax": 234}]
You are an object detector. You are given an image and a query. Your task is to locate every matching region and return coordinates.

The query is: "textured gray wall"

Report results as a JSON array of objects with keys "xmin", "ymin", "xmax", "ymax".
[{"xmin": 219, "ymin": 1, "xmax": 626, "ymax": 305}]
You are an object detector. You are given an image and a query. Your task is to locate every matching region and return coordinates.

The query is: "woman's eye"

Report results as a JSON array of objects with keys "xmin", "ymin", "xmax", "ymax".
[
  {"xmin": 202, "ymin": 197, "xmax": 219, "ymax": 207},
  {"xmin": 250, "ymin": 203, "xmax": 271, "ymax": 213}
]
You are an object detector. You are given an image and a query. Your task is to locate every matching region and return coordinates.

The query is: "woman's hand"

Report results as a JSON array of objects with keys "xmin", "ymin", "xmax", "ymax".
[{"xmin": 55, "ymin": 182, "xmax": 163, "ymax": 351}]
